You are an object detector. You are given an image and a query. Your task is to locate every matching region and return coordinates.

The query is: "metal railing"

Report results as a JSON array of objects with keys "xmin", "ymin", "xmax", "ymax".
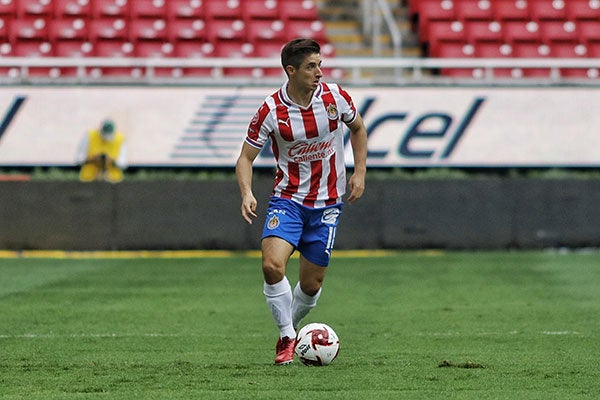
[{"xmin": 0, "ymin": 56, "xmax": 599, "ymax": 86}]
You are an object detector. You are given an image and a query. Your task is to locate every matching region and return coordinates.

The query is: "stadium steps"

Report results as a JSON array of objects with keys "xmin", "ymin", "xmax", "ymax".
[{"xmin": 316, "ymin": 0, "xmax": 421, "ymax": 57}]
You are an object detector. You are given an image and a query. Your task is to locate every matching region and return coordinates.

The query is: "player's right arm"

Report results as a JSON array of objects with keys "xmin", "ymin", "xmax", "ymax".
[{"xmin": 236, "ymin": 142, "xmax": 261, "ymax": 224}]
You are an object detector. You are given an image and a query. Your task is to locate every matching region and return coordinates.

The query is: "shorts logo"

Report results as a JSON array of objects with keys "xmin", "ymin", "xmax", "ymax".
[
  {"xmin": 267, "ymin": 215, "xmax": 280, "ymax": 230},
  {"xmin": 321, "ymin": 208, "xmax": 340, "ymax": 225}
]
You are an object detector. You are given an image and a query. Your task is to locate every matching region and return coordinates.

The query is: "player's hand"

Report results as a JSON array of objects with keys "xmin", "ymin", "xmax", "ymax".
[
  {"xmin": 240, "ymin": 194, "xmax": 258, "ymax": 224},
  {"xmin": 347, "ymin": 173, "xmax": 365, "ymax": 204}
]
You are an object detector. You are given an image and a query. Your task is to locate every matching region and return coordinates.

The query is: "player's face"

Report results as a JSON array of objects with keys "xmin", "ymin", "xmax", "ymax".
[{"xmin": 291, "ymin": 53, "xmax": 323, "ymax": 91}]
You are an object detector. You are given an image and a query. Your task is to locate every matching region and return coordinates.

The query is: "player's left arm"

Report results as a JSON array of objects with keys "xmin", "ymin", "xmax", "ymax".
[{"xmin": 346, "ymin": 113, "xmax": 367, "ymax": 204}]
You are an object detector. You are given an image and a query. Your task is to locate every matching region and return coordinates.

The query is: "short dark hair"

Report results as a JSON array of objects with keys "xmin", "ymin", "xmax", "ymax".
[{"xmin": 281, "ymin": 38, "xmax": 321, "ymax": 72}]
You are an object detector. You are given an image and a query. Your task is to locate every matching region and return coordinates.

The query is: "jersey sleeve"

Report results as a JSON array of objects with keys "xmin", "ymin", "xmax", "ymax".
[
  {"xmin": 245, "ymin": 101, "xmax": 273, "ymax": 149},
  {"xmin": 335, "ymin": 84, "xmax": 357, "ymax": 125}
]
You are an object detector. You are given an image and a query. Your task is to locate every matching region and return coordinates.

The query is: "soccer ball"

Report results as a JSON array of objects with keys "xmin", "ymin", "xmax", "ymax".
[{"xmin": 294, "ymin": 323, "xmax": 340, "ymax": 366}]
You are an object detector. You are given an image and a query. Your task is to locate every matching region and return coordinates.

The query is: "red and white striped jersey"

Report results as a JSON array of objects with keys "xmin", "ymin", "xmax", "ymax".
[{"xmin": 245, "ymin": 81, "xmax": 358, "ymax": 208}]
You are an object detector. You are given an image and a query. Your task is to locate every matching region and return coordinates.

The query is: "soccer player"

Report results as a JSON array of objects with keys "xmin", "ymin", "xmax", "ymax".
[{"xmin": 235, "ymin": 38, "xmax": 367, "ymax": 365}]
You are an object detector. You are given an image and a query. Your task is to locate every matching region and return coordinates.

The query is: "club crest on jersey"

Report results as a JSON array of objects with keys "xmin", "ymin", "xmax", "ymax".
[
  {"xmin": 267, "ymin": 215, "xmax": 280, "ymax": 230},
  {"xmin": 326, "ymin": 103, "xmax": 339, "ymax": 120}
]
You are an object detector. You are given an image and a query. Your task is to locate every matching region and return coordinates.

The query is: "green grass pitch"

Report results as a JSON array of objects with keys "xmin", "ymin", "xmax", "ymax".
[{"xmin": 1, "ymin": 251, "xmax": 599, "ymax": 399}]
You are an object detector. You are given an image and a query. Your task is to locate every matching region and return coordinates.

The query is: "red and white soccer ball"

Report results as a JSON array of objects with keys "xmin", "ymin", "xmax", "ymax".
[{"xmin": 294, "ymin": 323, "xmax": 340, "ymax": 366}]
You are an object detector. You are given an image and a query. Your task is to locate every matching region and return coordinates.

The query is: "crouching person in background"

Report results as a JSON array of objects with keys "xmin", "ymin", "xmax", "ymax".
[{"xmin": 76, "ymin": 119, "xmax": 128, "ymax": 183}]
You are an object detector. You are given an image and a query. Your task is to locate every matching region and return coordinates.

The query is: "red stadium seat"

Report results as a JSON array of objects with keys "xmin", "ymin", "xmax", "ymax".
[
  {"xmin": 54, "ymin": 0, "xmax": 92, "ymax": 18},
  {"xmin": 54, "ymin": 39, "xmax": 93, "ymax": 57},
  {"xmin": 551, "ymin": 41, "xmax": 589, "ymax": 57},
  {"xmin": 565, "ymin": 0, "xmax": 600, "ymax": 21},
  {"xmin": 454, "ymin": 0, "xmax": 494, "ymax": 21},
  {"xmin": 246, "ymin": 19, "xmax": 285, "ymax": 42},
  {"xmin": 577, "ymin": 20, "xmax": 600, "ymax": 43},
  {"xmin": 92, "ymin": 0, "xmax": 130, "ymax": 18},
  {"xmin": 283, "ymin": 19, "xmax": 327, "ymax": 42},
  {"xmin": 94, "ymin": 39, "xmax": 134, "ymax": 57},
  {"xmin": 528, "ymin": 0, "xmax": 567, "ymax": 21},
  {"xmin": 243, "ymin": 0, "xmax": 280, "ymax": 21},
  {"xmin": 435, "ymin": 41, "xmax": 478, "ymax": 77},
  {"xmin": 214, "ymin": 40, "xmax": 254, "ymax": 57},
  {"xmin": 50, "ymin": 18, "xmax": 89, "ymax": 40},
  {"xmin": 204, "ymin": 0, "xmax": 242, "ymax": 20},
  {"xmin": 278, "ymin": 0, "xmax": 319, "ymax": 21},
  {"xmin": 475, "ymin": 42, "xmax": 518, "ymax": 77},
  {"xmin": 9, "ymin": 17, "xmax": 50, "ymax": 41},
  {"xmin": 253, "ymin": 40, "xmax": 284, "ymax": 57},
  {"xmin": 17, "ymin": 0, "xmax": 53, "ymax": 17},
  {"xmin": 512, "ymin": 42, "xmax": 552, "ymax": 77},
  {"xmin": 417, "ymin": 0, "xmax": 456, "ymax": 43},
  {"xmin": 135, "ymin": 40, "xmax": 174, "ymax": 57},
  {"xmin": 466, "ymin": 20, "xmax": 504, "ymax": 43},
  {"xmin": 130, "ymin": 0, "xmax": 168, "ymax": 19},
  {"xmin": 89, "ymin": 18, "xmax": 128, "ymax": 40},
  {"xmin": 167, "ymin": 19, "xmax": 206, "ymax": 41},
  {"xmin": 539, "ymin": 21, "xmax": 578, "ymax": 44},
  {"xmin": 174, "ymin": 40, "xmax": 215, "ymax": 57},
  {"xmin": 0, "ymin": 17, "xmax": 8, "ymax": 40},
  {"xmin": 166, "ymin": 0, "xmax": 206, "ymax": 19},
  {"xmin": 492, "ymin": 0, "xmax": 530, "ymax": 21},
  {"xmin": 12, "ymin": 40, "xmax": 53, "ymax": 56},
  {"xmin": 503, "ymin": 20, "xmax": 541, "ymax": 43},
  {"xmin": 129, "ymin": 19, "xmax": 168, "ymax": 41},
  {"xmin": 0, "ymin": 0, "xmax": 16, "ymax": 16},
  {"xmin": 206, "ymin": 18, "xmax": 246, "ymax": 42}
]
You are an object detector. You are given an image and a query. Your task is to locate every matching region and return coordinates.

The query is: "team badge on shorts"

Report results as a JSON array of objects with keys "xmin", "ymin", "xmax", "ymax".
[
  {"xmin": 267, "ymin": 215, "xmax": 280, "ymax": 229},
  {"xmin": 321, "ymin": 208, "xmax": 341, "ymax": 225},
  {"xmin": 326, "ymin": 103, "xmax": 339, "ymax": 120}
]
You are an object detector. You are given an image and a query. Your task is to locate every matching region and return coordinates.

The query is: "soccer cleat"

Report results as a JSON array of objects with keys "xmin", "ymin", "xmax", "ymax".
[{"xmin": 274, "ymin": 336, "xmax": 296, "ymax": 365}]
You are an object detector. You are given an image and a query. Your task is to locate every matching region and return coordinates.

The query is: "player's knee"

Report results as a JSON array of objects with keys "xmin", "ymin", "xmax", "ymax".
[
  {"xmin": 300, "ymin": 279, "xmax": 323, "ymax": 296},
  {"xmin": 262, "ymin": 258, "xmax": 285, "ymax": 284}
]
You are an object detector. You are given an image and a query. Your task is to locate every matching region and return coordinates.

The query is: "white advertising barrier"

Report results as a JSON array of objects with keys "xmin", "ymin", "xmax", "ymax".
[{"xmin": 0, "ymin": 86, "xmax": 599, "ymax": 167}]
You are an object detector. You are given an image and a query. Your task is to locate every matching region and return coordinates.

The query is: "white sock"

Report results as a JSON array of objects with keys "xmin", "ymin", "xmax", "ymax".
[
  {"xmin": 292, "ymin": 282, "xmax": 321, "ymax": 330},
  {"xmin": 263, "ymin": 277, "xmax": 296, "ymax": 339}
]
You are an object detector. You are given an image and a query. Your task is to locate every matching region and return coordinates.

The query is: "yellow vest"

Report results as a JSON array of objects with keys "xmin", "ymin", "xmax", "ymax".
[{"xmin": 79, "ymin": 129, "xmax": 125, "ymax": 182}]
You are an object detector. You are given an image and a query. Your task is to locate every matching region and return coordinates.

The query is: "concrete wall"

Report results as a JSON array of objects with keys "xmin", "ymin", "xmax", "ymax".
[{"xmin": 1, "ymin": 178, "xmax": 599, "ymax": 250}]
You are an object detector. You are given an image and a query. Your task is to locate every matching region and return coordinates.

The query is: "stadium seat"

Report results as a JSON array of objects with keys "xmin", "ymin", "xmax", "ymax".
[
  {"xmin": 253, "ymin": 40, "xmax": 283, "ymax": 57},
  {"xmin": 492, "ymin": 0, "xmax": 530, "ymax": 21},
  {"xmin": 135, "ymin": 40, "xmax": 174, "ymax": 57},
  {"xmin": 427, "ymin": 20, "xmax": 466, "ymax": 56},
  {"xmin": 0, "ymin": 0, "xmax": 15, "ymax": 16},
  {"xmin": 283, "ymin": 19, "xmax": 327, "ymax": 42},
  {"xmin": 588, "ymin": 41, "xmax": 600, "ymax": 57},
  {"xmin": 539, "ymin": 21, "xmax": 578, "ymax": 44},
  {"xmin": 503, "ymin": 20, "xmax": 541, "ymax": 43},
  {"xmin": 12, "ymin": 40, "xmax": 53, "ymax": 56},
  {"xmin": 512, "ymin": 42, "xmax": 552, "ymax": 77},
  {"xmin": 435, "ymin": 41, "xmax": 478, "ymax": 77},
  {"xmin": 130, "ymin": 0, "xmax": 168, "ymax": 19},
  {"xmin": 466, "ymin": 20, "xmax": 504, "ymax": 43},
  {"xmin": 129, "ymin": 19, "xmax": 168, "ymax": 41},
  {"xmin": 565, "ymin": 0, "xmax": 600, "ymax": 21},
  {"xmin": 54, "ymin": 0, "xmax": 92, "ymax": 18},
  {"xmin": 166, "ymin": 0, "xmax": 206, "ymax": 19},
  {"xmin": 92, "ymin": 0, "xmax": 130, "ymax": 18},
  {"xmin": 206, "ymin": 18, "xmax": 246, "ymax": 42},
  {"xmin": 243, "ymin": 0, "xmax": 280, "ymax": 21},
  {"xmin": 0, "ymin": 17, "xmax": 8, "ymax": 40},
  {"xmin": 475, "ymin": 42, "xmax": 517, "ymax": 77},
  {"xmin": 577, "ymin": 20, "xmax": 600, "ymax": 43},
  {"xmin": 278, "ymin": 0, "xmax": 319, "ymax": 21},
  {"xmin": 89, "ymin": 18, "xmax": 128, "ymax": 40},
  {"xmin": 17, "ymin": 0, "xmax": 53, "ymax": 17},
  {"xmin": 167, "ymin": 19, "xmax": 206, "ymax": 41},
  {"xmin": 551, "ymin": 41, "xmax": 589, "ymax": 57},
  {"xmin": 9, "ymin": 18, "xmax": 50, "ymax": 41},
  {"xmin": 54, "ymin": 39, "xmax": 93, "ymax": 57},
  {"xmin": 94, "ymin": 39, "xmax": 134, "ymax": 57},
  {"xmin": 246, "ymin": 19, "xmax": 285, "ymax": 43},
  {"xmin": 50, "ymin": 18, "xmax": 89, "ymax": 41},
  {"xmin": 528, "ymin": 0, "xmax": 567, "ymax": 21},
  {"xmin": 204, "ymin": 0, "xmax": 242, "ymax": 20},
  {"xmin": 417, "ymin": 0, "xmax": 456, "ymax": 43},
  {"xmin": 454, "ymin": 0, "xmax": 494, "ymax": 21}
]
